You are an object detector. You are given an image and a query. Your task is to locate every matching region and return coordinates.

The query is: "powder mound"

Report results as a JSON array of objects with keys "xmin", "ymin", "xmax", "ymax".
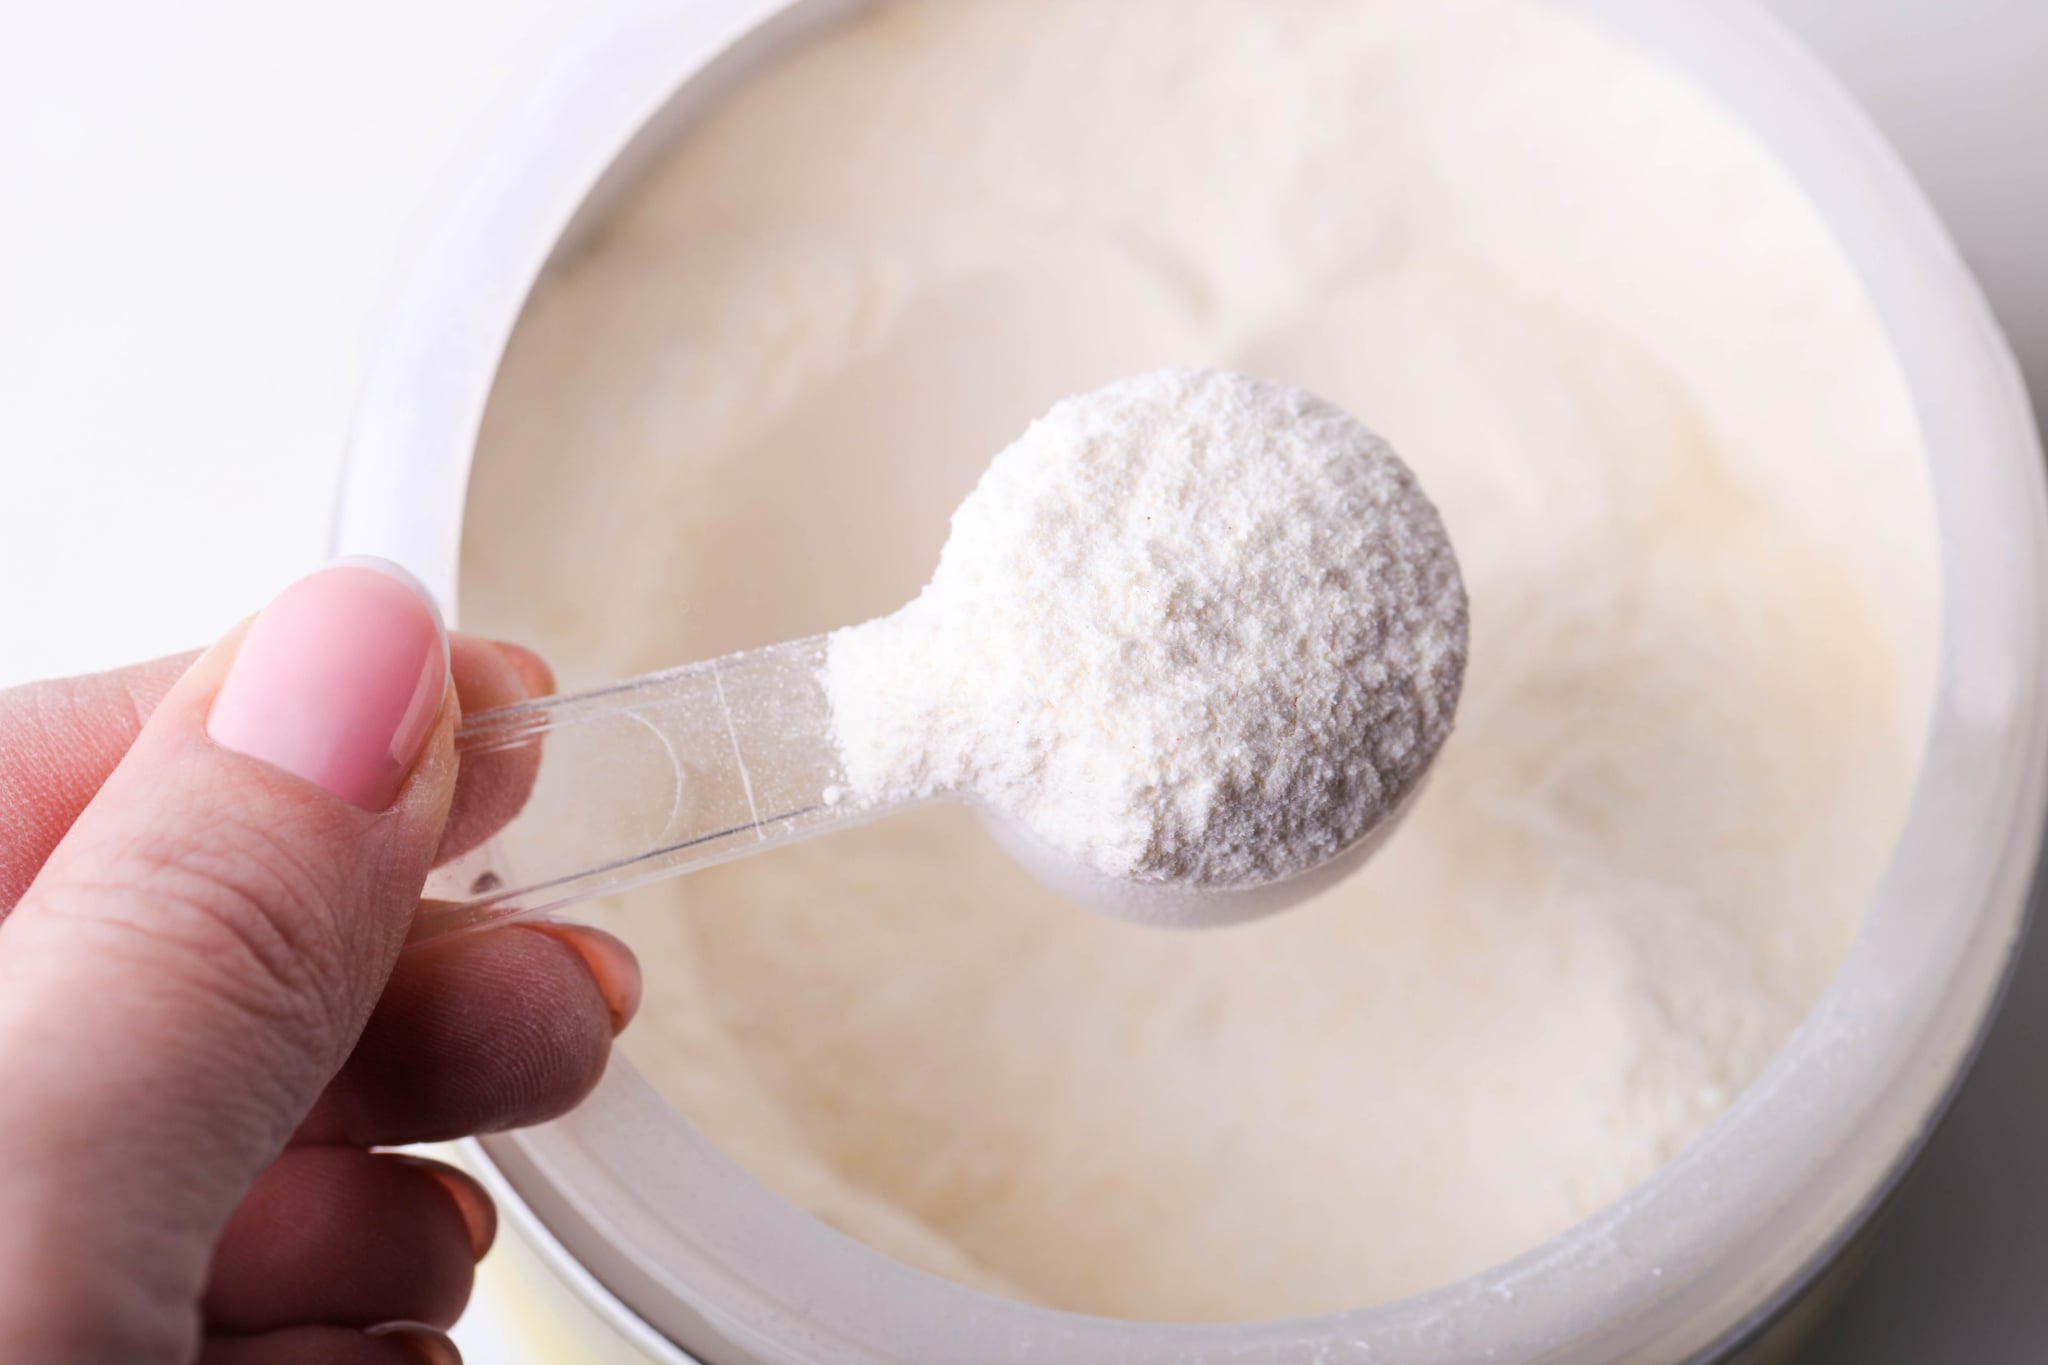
[{"xmin": 824, "ymin": 368, "xmax": 1468, "ymax": 887}]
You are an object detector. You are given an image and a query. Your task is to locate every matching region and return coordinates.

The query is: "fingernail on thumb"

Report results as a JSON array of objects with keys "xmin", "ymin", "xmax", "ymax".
[{"xmin": 207, "ymin": 558, "xmax": 448, "ymax": 811}]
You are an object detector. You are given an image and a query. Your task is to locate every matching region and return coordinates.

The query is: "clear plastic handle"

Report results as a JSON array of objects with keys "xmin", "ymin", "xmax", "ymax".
[{"xmin": 413, "ymin": 635, "xmax": 874, "ymax": 942}]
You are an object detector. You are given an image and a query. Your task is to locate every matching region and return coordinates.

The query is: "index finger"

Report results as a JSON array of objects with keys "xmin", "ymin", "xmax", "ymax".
[{"xmin": 0, "ymin": 650, "xmax": 198, "ymax": 909}]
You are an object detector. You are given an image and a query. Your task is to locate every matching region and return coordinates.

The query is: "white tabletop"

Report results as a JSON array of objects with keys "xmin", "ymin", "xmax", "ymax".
[{"xmin": 2, "ymin": 3, "xmax": 2043, "ymax": 1360}]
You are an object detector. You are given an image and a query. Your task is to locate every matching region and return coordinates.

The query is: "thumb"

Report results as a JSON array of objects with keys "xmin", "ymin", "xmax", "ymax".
[{"xmin": 0, "ymin": 559, "xmax": 456, "ymax": 1361}]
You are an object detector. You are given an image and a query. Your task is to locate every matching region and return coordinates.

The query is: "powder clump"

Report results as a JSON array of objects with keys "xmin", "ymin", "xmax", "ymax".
[{"xmin": 823, "ymin": 368, "xmax": 1468, "ymax": 887}]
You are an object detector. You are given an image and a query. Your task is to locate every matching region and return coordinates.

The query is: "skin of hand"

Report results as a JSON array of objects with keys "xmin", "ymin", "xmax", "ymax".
[{"xmin": 0, "ymin": 560, "xmax": 643, "ymax": 1365}]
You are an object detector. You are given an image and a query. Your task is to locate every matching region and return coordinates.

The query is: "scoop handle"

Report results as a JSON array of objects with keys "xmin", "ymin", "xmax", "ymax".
[{"xmin": 412, "ymin": 634, "xmax": 871, "ymax": 942}]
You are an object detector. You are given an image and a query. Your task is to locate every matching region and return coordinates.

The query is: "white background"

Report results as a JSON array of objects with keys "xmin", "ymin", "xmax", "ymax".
[{"xmin": 1, "ymin": 1, "xmax": 2043, "ymax": 1359}]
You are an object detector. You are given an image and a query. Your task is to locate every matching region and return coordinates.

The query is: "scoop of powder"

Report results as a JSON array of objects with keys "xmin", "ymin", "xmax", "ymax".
[{"xmin": 822, "ymin": 368, "xmax": 1469, "ymax": 888}]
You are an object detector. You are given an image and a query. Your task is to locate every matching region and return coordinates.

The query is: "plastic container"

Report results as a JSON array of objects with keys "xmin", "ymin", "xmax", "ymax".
[{"xmin": 334, "ymin": 0, "xmax": 2048, "ymax": 1360}]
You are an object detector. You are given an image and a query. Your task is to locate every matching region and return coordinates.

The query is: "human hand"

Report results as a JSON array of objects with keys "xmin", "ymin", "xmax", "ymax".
[{"xmin": 0, "ymin": 561, "xmax": 642, "ymax": 1365}]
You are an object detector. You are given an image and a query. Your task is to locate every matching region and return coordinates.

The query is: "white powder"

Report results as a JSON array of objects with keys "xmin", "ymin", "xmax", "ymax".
[
  {"xmin": 465, "ymin": 0, "xmax": 1936, "ymax": 1324},
  {"xmin": 824, "ymin": 368, "xmax": 1467, "ymax": 890}
]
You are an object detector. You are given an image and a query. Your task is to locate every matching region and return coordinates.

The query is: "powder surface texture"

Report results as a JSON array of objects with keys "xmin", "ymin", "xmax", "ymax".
[
  {"xmin": 463, "ymin": 0, "xmax": 1936, "ymax": 1325},
  {"xmin": 824, "ymin": 369, "xmax": 1468, "ymax": 889}
]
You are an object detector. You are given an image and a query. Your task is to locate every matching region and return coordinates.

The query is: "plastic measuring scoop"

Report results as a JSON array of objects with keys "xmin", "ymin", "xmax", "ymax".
[
  {"xmin": 416, "ymin": 635, "xmax": 847, "ymax": 942},
  {"xmin": 411, "ymin": 633, "xmax": 1420, "ymax": 942},
  {"xmin": 414, "ymin": 373, "xmax": 1471, "ymax": 940}
]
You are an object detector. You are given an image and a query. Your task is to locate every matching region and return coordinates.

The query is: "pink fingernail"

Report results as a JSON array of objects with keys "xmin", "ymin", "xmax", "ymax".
[{"xmin": 207, "ymin": 558, "xmax": 449, "ymax": 811}]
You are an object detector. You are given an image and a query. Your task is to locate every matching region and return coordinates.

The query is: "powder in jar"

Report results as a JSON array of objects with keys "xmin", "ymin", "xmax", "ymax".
[
  {"xmin": 823, "ymin": 369, "xmax": 1468, "ymax": 889},
  {"xmin": 464, "ymin": 0, "xmax": 1935, "ymax": 1323}
]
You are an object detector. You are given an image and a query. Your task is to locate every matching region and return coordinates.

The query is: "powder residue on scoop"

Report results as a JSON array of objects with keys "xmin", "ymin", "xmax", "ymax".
[{"xmin": 822, "ymin": 368, "xmax": 1469, "ymax": 887}]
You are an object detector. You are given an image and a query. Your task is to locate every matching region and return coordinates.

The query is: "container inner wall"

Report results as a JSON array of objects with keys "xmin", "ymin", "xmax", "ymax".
[{"xmin": 458, "ymin": 0, "xmax": 1937, "ymax": 1331}]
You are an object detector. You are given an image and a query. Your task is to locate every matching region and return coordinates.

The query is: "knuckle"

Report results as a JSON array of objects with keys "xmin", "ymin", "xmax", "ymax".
[{"xmin": 42, "ymin": 812, "xmax": 357, "ymax": 1041}]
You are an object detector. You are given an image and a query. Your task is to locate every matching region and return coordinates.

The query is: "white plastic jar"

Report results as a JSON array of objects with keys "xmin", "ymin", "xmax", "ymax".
[{"xmin": 335, "ymin": 1, "xmax": 2048, "ymax": 1360}]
